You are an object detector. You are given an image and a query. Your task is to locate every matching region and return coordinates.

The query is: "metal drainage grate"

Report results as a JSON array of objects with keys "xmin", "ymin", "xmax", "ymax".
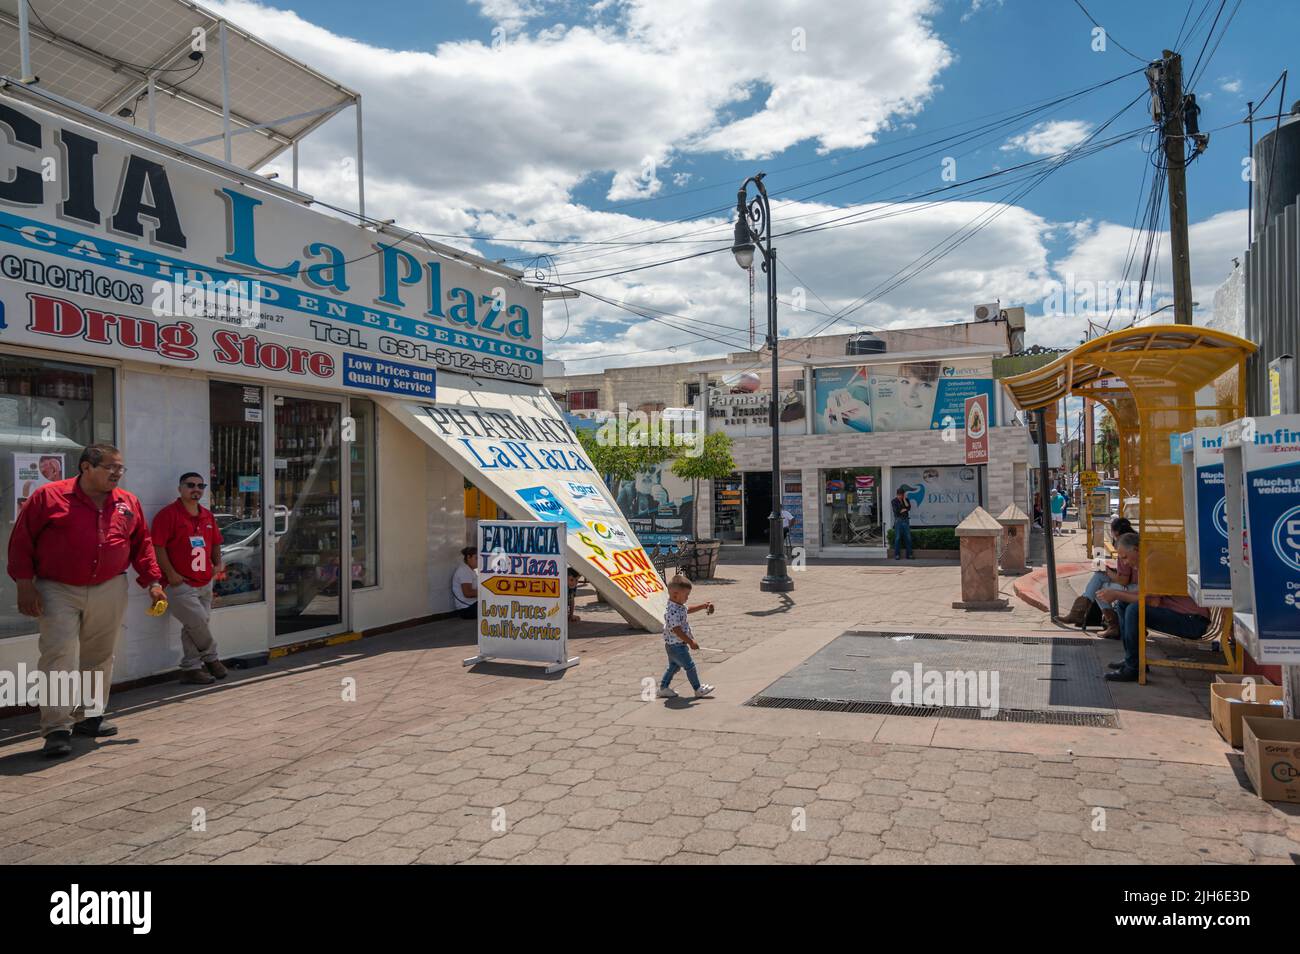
[
  {"xmin": 843, "ymin": 630, "xmax": 1093, "ymax": 647},
  {"xmin": 745, "ymin": 694, "xmax": 1119, "ymax": 728}
]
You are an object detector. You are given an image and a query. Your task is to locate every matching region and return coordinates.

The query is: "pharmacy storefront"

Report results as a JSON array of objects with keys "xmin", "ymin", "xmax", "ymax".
[{"xmin": 0, "ymin": 92, "xmax": 660, "ymax": 686}]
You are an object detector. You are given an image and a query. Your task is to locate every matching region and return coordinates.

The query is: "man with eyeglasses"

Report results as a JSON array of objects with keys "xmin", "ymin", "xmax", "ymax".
[
  {"xmin": 8, "ymin": 443, "xmax": 165, "ymax": 758},
  {"xmin": 151, "ymin": 472, "xmax": 225, "ymax": 686}
]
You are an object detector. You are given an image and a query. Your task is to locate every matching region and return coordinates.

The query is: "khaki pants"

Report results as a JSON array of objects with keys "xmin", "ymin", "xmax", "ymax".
[
  {"xmin": 36, "ymin": 575, "xmax": 128, "ymax": 737},
  {"xmin": 168, "ymin": 582, "xmax": 218, "ymax": 670}
]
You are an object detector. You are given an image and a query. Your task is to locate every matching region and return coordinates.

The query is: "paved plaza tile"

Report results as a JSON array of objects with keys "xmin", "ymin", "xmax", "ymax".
[{"xmin": 1, "ymin": 553, "xmax": 1298, "ymax": 865}]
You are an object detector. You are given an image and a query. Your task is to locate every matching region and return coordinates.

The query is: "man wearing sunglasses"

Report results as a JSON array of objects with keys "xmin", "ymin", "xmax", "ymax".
[
  {"xmin": 151, "ymin": 472, "xmax": 225, "ymax": 686},
  {"xmin": 8, "ymin": 443, "xmax": 166, "ymax": 757}
]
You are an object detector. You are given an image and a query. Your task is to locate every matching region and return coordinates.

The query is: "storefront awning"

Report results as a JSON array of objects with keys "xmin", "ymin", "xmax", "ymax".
[{"xmin": 381, "ymin": 382, "xmax": 668, "ymax": 634}]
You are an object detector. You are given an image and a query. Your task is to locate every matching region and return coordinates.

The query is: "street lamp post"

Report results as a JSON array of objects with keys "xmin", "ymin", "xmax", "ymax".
[{"xmin": 732, "ymin": 172, "xmax": 793, "ymax": 593}]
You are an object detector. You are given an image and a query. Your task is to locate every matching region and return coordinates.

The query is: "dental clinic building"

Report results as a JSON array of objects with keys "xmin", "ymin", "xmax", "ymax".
[
  {"xmin": 0, "ymin": 13, "xmax": 663, "ymax": 689},
  {"xmin": 549, "ymin": 319, "xmax": 1041, "ymax": 558}
]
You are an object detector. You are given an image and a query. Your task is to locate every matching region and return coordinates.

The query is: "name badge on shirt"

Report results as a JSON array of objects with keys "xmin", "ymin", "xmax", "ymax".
[{"xmin": 189, "ymin": 535, "xmax": 205, "ymax": 549}]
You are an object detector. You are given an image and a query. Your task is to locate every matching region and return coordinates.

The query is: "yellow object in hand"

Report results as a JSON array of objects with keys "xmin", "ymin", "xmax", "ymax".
[{"xmin": 146, "ymin": 599, "xmax": 168, "ymax": 617}]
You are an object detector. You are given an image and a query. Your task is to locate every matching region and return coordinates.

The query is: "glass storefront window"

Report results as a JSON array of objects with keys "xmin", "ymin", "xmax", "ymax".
[
  {"xmin": 712, "ymin": 473, "xmax": 743, "ymax": 544},
  {"xmin": 0, "ymin": 354, "xmax": 115, "ymax": 638},
  {"xmin": 348, "ymin": 398, "xmax": 377, "ymax": 588},
  {"xmin": 210, "ymin": 381, "xmax": 264, "ymax": 607},
  {"xmin": 821, "ymin": 467, "xmax": 883, "ymax": 547}
]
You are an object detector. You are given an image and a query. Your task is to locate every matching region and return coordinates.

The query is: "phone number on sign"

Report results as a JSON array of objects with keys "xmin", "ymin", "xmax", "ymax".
[{"xmin": 378, "ymin": 336, "xmax": 535, "ymax": 380}]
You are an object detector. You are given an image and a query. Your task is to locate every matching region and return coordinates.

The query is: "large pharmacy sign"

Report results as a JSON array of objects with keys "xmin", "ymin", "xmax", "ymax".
[
  {"xmin": 0, "ymin": 94, "xmax": 541, "ymax": 384},
  {"xmin": 383, "ymin": 383, "xmax": 668, "ymax": 633}
]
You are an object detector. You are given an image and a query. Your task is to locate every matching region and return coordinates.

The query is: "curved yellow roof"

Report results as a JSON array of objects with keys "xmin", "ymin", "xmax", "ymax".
[{"xmin": 1001, "ymin": 325, "xmax": 1257, "ymax": 411}]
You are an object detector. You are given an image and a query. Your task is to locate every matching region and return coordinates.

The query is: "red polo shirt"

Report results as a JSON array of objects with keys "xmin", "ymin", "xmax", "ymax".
[
  {"xmin": 8, "ymin": 477, "xmax": 162, "ymax": 587},
  {"xmin": 151, "ymin": 499, "xmax": 220, "ymax": 588}
]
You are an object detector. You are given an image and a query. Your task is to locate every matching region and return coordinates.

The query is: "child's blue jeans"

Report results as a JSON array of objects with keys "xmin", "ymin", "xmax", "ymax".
[{"xmin": 661, "ymin": 643, "xmax": 701, "ymax": 691}]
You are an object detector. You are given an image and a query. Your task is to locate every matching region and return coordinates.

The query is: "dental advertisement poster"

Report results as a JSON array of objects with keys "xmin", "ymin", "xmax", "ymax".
[
  {"xmin": 14, "ymin": 453, "xmax": 65, "ymax": 517},
  {"xmin": 815, "ymin": 360, "xmax": 996, "ymax": 435}
]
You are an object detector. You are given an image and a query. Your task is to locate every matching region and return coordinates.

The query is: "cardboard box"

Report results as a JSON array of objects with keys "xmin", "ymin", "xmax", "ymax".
[
  {"xmin": 1243, "ymin": 717, "xmax": 1300, "ymax": 804},
  {"xmin": 1215, "ymin": 673, "xmax": 1276, "ymax": 687},
  {"xmin": 1209, "ymin": 682, "xmax": 1285, "ymax": 747}
]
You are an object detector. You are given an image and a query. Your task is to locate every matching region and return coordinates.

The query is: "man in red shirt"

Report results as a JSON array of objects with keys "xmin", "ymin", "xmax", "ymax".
[
  {"xmin": 8, "ymin": 443, "xmax": 165, "ymax": 757},
  {"xmin": 152, "ymin": 472, "xmax": 226, "ymax": 686}
]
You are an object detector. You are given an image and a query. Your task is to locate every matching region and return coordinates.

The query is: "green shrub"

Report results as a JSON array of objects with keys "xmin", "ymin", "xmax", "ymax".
[{"xmin": 886, "ymin": 526, "xmax": 959, "ymax": 550}]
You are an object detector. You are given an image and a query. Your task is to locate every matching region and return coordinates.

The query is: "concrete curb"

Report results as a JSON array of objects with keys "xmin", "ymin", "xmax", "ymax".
[{"xmin": 1013, "ymin": 561, "xmax": 1093, "ymax": 612}]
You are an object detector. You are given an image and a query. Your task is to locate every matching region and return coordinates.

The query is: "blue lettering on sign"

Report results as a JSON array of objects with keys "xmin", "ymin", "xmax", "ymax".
[
  {"xmin": 1196, "ymin": 462, "xmax": 1230, "ymax": 590},
  {"xmin": 342, "ymin": 352, "xmax": 435, "ymax": 398},
  {"xmin": 0, "ymin": 209, "xmax": 541, "ymax": 365},
  {"xmin": 1246, "ymin": 460, "xmax": 1300, "ymax": 642}
]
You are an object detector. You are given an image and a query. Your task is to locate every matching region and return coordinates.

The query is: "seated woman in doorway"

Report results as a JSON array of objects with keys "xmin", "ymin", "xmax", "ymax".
[
  {"xmin": 451, "ymin": 546, "xmax": 478, "ymax": 620},
  {"xmin": 1062, "ymin": 516, "xmax": 1136, "ymax": 635},
  {"xmin": 1098, "ymin": 534, "xmax": 1210, "ymax": 683}
]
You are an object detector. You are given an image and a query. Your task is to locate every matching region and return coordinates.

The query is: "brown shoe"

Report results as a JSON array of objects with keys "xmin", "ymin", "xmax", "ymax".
[
  {"xmin": 204, "ymin": 658, "xmax": 229, "ymax": 679},
  {"xmin": 1098, "ymin": 609, "xmax": 1120, "ymax": 639},
  {"xmin": 1061, "ymin": 595, "xmax": 1092, "ymax": 626},
  {"xmin": 180, "ymin": 668, "xmax": 215, "ymax": 685}
]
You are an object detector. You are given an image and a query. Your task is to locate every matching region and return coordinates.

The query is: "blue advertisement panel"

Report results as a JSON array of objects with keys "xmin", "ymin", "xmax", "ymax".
[
  {"xmin": 1197, "ymin": 461, "xmax": 1231, "ymax": 592},
  {"xmin": 814, "ymin": 359, "xmax": 996, "ymax": 434},
  {"xmin": 1245, "ymin": 458, "xmax": 1300, "ymax": 645}
]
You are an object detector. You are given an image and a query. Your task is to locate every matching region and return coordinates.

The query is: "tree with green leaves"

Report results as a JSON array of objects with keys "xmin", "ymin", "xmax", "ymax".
[
  {"xmin": 671, "ymin": 431, "xmax": 736, "ymax": 541},
  {"xmin": 576, "ymin": 422, "xmax": 678, "ymax": 486}
]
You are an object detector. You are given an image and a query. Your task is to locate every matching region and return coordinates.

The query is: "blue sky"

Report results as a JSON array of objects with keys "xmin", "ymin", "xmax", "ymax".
[{"xmin": 223, "ymin": 0, "xmax": 1297, "ymax": 364}]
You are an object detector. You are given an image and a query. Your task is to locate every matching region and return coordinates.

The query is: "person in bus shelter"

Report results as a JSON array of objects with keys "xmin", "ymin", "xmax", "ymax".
[
  {"xmin": 7, "ymin": 443, "xmax": 166, "ymax": 758},
  {"xmin": 1097, "ymin": 533, "xmax": 1210, "ymax": 683}
]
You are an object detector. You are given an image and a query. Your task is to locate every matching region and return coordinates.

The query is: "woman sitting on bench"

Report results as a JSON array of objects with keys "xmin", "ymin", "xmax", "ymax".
[
  {"xmin": 1098, "ymin": 533, "xmax": 1210, "ymax": 683},
  {"xmin": 1062, "ymin": 516, "xmax": 1135, "ymax": 635}
]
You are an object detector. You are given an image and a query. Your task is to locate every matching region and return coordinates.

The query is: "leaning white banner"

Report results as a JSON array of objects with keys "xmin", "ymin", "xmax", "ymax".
[{"xmin": 382, "ymin": 382, "xmax": 668, "ymax": 633}]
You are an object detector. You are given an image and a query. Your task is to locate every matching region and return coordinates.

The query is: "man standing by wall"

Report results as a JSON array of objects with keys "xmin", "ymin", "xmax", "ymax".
[
  {"xmin": 891, "ymin": 487, "xmax": 914, "ymax": 560},
  {"xmin": 152, "ymin": 473, "xmax": 226, "ymax": 686},
  {"xmin": 8, "ymin": 443, "xmax": 166, "ymax": 758}
]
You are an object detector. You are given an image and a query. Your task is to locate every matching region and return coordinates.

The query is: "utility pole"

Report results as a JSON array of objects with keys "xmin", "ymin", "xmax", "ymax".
[{"xmin": 1157, "ymin": 50, "xmax": 1194, "ymax": 324}]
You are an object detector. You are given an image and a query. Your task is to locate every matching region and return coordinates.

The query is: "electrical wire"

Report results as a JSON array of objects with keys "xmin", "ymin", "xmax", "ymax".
[{"xmin": 1068, "ymin": 0, "xmax": 1152, "ymax": 63}]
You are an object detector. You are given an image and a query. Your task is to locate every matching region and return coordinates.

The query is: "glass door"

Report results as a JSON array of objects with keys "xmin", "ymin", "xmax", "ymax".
[{"xmin": 271, "ymin": 393, "xmax": 346, "ymax": 642}]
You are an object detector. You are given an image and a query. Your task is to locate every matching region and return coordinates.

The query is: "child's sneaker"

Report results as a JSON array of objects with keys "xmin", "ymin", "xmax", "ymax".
[
  {"xmin": 695, "ymin": 684, "xmax": 715, "ymax": 698},
  {"xmin": 656, "ymin": 686, "xmax": 678, "ymax": 698}
]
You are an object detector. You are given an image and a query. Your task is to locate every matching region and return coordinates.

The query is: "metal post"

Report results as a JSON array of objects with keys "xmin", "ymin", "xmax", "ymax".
[
  {"xmin": 147, "ymin": 76, "xmax": 156, "ymax": 133},
  {"xmin": 764, "ymin": 246, "xmax": 791, "ymax": 591},
  {"xmin": 355, "ymin": 97, "xmax": 366, "ymax": 219},
  {"xmin": 219, "ymin": 21, "xmax": 232, "ymax": 163},
  {"xmin": 17, "ymin": 0, "xmax": 34, "ymax": 83},
  {"xmin": 1037, "ymin": 409, "xmax": 1059, "ymax": 618},
  {"xmin": 292, "ymin": 140, "xmax": 299, "ymax": 191}
]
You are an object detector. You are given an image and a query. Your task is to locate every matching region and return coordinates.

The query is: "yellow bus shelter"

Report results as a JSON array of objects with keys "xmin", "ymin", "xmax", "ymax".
[{"xmin": 1001, "ymin": 326, "xmax": 1257, "ymax": 684}]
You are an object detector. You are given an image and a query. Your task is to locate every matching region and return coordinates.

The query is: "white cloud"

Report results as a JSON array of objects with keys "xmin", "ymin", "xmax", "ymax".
[
  {"xmin": 1002, "ymin": 120, "xmax": 1093, "ymax": 157},
  {"xmin": 201, "ymin": 2, "xmax": 1246, "ymax": 372},
  {"xmin": 1219, "ymin": 77, "xmax": 1243, "ymax": 94},
  {"xmin": 962, "ymin": 0, "xmax": 1004, "ymax": 23}
]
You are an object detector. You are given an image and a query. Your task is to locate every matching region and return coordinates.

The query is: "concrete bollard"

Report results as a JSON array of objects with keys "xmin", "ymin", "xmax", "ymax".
[
  {"xmin": 996, "ymin": 503, "xmax": 1030, "ymax": 576},
  {"xmin": 952, "ymin": 506, "xmax": 1010, "ymax": 610}
]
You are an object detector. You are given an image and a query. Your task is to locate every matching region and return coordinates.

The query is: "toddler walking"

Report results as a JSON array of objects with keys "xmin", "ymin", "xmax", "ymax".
[{"xmin": 657, "ymin": 575, "xmax": 715, "ymax": 699}]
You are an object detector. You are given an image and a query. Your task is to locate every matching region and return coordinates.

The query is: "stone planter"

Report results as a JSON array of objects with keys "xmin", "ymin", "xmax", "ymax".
[{"xmin": 681, "ymin": 539, "xmax": 722, "ymax": 580}]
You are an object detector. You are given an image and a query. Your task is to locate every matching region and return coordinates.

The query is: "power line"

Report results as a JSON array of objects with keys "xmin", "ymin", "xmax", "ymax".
[{"xmin": 1068, "ymin": 0, "xmax": 1152, "ymax": 63}]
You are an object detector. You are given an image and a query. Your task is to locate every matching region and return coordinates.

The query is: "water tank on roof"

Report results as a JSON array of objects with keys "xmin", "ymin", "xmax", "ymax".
[
  {"xmin": 846, "ymin": 332, "xmax": 886, "ymax": 356},
  {"xmin": 1252, "ymin": 103, "xmax": 1300, "ymax": 242}
]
